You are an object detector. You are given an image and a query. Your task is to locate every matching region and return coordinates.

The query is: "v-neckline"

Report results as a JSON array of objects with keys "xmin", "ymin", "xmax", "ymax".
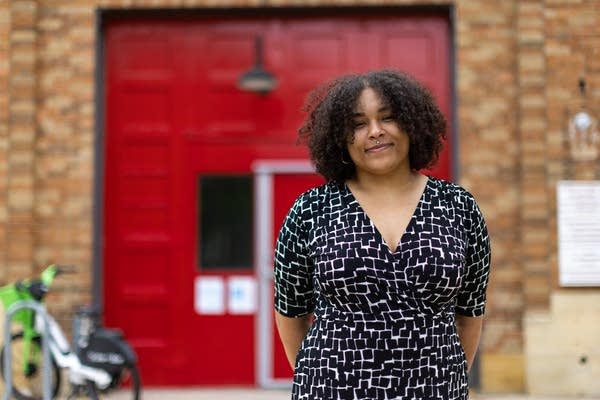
[{"xmin": 344, "ymin": 176, "xmax": 430, "ymax": 254}]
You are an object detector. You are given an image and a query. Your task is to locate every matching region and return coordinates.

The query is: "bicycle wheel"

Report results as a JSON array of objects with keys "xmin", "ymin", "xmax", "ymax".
[
  {"xmin": 0, "ymin": 331, "xmax": 61, "ymax": 400},
  {"xmin": 110, "ymin": 363, "xmax": 141, "ymax": 400}
]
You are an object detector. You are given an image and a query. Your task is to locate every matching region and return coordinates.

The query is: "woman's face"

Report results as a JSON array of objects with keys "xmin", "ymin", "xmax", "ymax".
[{"xmin": 346, "ymin": 87, "xmax": 411, "ymax": 178}]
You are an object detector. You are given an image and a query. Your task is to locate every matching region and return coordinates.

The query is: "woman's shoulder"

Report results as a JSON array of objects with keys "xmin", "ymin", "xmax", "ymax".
[
  {"xmin": 291, "ymin": 181, "xmax": 341, "ymax": 210},
  {"xmin": 295, "ymin": 181, "xmax": 342, "ymax": 203},
  {"xmin": 427, "ymin": 176, "xmax": 480, "ymax": 209}
]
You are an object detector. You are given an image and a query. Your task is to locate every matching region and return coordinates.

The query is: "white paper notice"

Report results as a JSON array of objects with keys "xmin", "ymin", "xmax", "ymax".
[
  {"xmin": 194, "ymin": 276, "xmax": 225, "ymax": 314},
  {"xmin": 557, "ymin": 181, "xmax": 600, "ymax": 286},
  {"xmin": 228, "ymin": 276, "xmax": 257, "ymax": 314}
]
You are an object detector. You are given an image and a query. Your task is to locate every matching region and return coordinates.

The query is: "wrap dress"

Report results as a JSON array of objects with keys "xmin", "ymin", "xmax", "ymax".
[{"xmin": 274, "ymin": 177, "xmax": 491, "ymax": 400}]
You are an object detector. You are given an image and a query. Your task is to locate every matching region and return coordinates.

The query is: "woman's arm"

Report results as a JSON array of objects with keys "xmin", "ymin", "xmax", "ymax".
[
  {"xmin": 455, "ymin": 314, "xmax": 483, "ymax": 372},
  {"xmin": 275, "ymin": 311, "xmax": 313, "ymax": 369}
]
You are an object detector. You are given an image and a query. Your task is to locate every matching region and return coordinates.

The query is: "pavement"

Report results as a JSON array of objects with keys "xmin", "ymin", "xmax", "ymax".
[
  {"xmin": 107, "ymin": 388, "xmax": 600, "ymax": 400},
  {"xmin": 2, "ymin": 386, "xmax": 599, "ymax": 399}
]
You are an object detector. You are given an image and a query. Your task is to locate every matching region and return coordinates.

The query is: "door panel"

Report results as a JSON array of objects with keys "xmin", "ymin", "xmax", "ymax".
[
  {"xmin": 104, "ymin": 24, "xmax": 178, "ymax": 384},
  {"xmin": 271, "ymin": 173, "xmax": 325, "ymax": 380},
  {"xmin": 104, "ymin": 11, "xmax": 451, "ymax": 386},
  {"xmin": 253, "ymin": 161, "xmax": 324, "ymax": 387},
  {"xmin": 183, "ymin": 148, "xmax": 252, "ymax": 384}
]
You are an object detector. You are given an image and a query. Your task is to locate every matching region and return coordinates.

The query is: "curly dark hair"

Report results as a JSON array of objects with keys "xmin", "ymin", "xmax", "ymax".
[{"xmin": 298, "ymin": 69, "xmax": 447, "ymax": 183}]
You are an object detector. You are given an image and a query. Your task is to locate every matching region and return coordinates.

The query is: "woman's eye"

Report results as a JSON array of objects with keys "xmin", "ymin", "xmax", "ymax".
[
  {"xmin": 353, "ymin": 121, "xmax": 366, "ymax": 129},
  {"xmin": 382, "ymin": 115, "xmax": 394, "ymax": 122}
]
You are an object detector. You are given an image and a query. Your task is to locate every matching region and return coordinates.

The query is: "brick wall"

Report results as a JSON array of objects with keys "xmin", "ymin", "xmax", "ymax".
[
  {"xmin": 523, "ymin": 2, "xmax": 600, "ymax": 396},
  {"xmin": 2, "ymin": 1, "xmax": 38, "ymax": 284},
  {"xmin": 0, "ymin": 0, "xmax": 9, "ymax": 283},
  {"xmin": 1, "ymin": 0, "xmax": 599, "ymax": 394}
]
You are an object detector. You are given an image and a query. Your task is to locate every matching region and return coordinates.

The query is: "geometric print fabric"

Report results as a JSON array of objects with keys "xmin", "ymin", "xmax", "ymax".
[{"xmin": 274, "ymin": 177, "xmax": 491, "ymax": 400}]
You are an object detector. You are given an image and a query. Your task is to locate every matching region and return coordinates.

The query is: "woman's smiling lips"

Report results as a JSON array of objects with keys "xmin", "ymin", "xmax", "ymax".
[{"xmin": 365, "ymin": 143, "xmax": 393, "ymax": 153}]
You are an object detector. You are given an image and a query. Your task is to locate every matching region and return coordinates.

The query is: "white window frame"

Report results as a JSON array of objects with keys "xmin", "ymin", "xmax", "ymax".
[{"xmin": 253, "ymin": 159, "xmax": 315, "ymax": 389}]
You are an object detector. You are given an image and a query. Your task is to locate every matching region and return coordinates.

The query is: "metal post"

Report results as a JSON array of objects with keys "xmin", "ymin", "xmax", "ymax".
[{"xmin": 2, "ymin": 301, "xmax": 52, "ymax": 400}]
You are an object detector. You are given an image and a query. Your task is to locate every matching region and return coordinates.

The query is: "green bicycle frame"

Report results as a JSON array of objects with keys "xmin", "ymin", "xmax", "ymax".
[{"xmin": 0, "ymin": 264, "xmax": 59, "ymax": 374}]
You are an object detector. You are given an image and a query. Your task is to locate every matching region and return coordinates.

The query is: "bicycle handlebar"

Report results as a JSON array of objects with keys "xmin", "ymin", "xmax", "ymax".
[
  {"xmin": 0, "ymin": 264, "xmax": 79, "ymax": 305},
  {"xmin": 54, "ymin": 264, "xmax": 77, "ymax": 275},
  {"xmin": 39, "ymin": 263, "xmax": 75, "ymax": 286}
]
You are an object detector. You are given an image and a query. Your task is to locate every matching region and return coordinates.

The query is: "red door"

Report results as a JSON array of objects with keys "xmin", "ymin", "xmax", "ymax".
[
  {"xmin": 103, "ymin": 11, "xmax": 451, "ymax": 386},
  {"xmin": 271, "ymin": 173, "xmax": 326, "ymax": 381},
  {"xmin": 252, "ymin": 161, "xmax": 325, "ymax": 386}
]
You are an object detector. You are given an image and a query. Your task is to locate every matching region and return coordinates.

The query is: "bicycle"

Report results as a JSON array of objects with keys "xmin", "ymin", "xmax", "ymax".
[{"xmin": 0, "ymin": 264, "xmax": 141, "ymax": 400}]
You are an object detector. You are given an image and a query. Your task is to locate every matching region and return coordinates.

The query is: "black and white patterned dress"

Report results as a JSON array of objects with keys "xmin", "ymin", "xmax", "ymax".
[{"xmin": 274, "ymin": 177, "xmax": 491, "ymax": 400}]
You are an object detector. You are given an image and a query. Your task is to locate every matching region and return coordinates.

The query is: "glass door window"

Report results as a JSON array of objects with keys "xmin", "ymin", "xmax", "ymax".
[{"xmin": 198, "ymin": 175, "xmax": 253, "ymax": 270}]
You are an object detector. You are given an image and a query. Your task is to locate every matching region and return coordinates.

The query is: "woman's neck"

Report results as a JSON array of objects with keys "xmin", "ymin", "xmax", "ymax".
[{"xmin": 348, "ymin": 168, "xmax": 423, "ymax": 195}]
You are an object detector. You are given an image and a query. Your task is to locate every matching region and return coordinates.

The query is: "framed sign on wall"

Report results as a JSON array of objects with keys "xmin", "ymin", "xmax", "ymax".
[{"xmin": 557, "ymin": 180, "xmax": 600, "ymax": 286}]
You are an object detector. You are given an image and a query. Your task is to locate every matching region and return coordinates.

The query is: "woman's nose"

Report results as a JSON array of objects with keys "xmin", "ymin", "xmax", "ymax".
[{"xmin": 368, "ymin": 121, "xmax": 385, "ymax": 137}]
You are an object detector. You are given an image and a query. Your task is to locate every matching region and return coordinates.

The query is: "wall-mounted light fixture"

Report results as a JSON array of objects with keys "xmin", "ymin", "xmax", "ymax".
[
  {"xmin": 567, "ymin": 77, "xmax": 598, "ymax": 161},
  {"xmin": 237, "ymin": 36, "xmax": 278, "ymax": 95}
]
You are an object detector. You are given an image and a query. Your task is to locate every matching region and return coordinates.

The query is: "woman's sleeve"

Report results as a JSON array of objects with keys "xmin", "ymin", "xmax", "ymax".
[
  {"xmin": 456, "ymin": 195, "xmax": 491, "ymax": 317},
  {"xmin": 274, "ymin": 195, "xmax": 315, "ymax": 317}
]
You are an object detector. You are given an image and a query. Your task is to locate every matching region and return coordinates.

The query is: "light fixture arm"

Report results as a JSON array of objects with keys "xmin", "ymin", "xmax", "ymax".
[
  {"xmin": 254, "ymin": 36, "xmax": 264, "ymax": 68},
  {"xmin": 236, "ymin": 35, "xmax": 278, "ymax": 95},
  {"xmin": 579, "ymin": 77, "xmax": 586, "ymax": 96}
]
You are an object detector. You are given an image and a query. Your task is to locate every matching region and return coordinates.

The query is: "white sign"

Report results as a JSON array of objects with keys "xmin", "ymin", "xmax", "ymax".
[
  {"xmin": 194, "ymin": 276, "xmax": 225, "ymax": 314},
  {"xmin": 228, "ymin": 276, "xmax": 257, "ymax": 314},
  {"xmin": 557, "ymin": 181, "xmax": 600, "ymax": 286}
]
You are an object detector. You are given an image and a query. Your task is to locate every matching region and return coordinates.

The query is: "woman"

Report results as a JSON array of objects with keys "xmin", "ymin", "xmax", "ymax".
[{"xmin": 274, "ymin": 69, "xmax": 491, "ymax": 400}]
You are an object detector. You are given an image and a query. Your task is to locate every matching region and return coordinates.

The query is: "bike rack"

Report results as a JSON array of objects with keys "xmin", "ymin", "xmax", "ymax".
[{"xmin": 2, "ymin": 301, "xmax": 52, "ymax": 400}]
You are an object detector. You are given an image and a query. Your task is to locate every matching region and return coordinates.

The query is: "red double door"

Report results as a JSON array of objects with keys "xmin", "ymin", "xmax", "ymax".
[{"xmin": 103, "ymin": 11, "xmax": 451, "ymax": 386}]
